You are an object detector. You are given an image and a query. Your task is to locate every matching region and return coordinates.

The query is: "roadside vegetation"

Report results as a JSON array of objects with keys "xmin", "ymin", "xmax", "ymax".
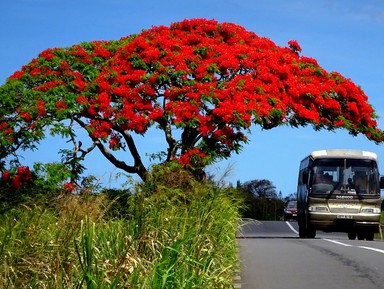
[
  {"xmin": 0, "ymin": 163, "xmax": 243, "ymax": 288},
  {"xmin": 380, "ymin": 211, "xmax": 384, "ymax": 239},
  {"xmin": 237, "ymin": 179, "xmax": 293, "ymax": 221}
]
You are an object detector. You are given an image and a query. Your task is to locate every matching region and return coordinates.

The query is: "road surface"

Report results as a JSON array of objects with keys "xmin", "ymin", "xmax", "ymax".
[{"xmin": 235, "ymin": 220, "xmax": 384, "ymax": 289}]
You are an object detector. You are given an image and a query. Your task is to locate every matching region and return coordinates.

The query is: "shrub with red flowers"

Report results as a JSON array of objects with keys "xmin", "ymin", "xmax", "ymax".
[
  {"xmin": 0, "ymin": 18, "xmax": 383, "ymax": 182},
  {"xmin": 1, "ymin": 166, "xmax": 33, "ymax": 189}
]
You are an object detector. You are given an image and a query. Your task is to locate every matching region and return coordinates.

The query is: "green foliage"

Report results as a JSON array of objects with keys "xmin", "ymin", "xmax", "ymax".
[
  {"xmin": 33, "ymin": 162, "xmax": 73, "ymax": 189},
  {"xmin": 102, "ymin": 188, "xmax": 133, "ymax": 220},
  {"xmin": 237, "ymin": 179, "xmax": 286, "ymax": 220},
  {"xmin": 0, "ymin": 164, "xmax": 242, "ymax": 288}
]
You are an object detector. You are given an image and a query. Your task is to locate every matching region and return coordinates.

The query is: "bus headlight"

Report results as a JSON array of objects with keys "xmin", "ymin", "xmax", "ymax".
[
  {"xmin": 361, "ymin": 208, "xmax": 381, "ymax": 214},
  {"xmin": 309, "ymin": 206, "xmax": 329, "ymax": 212}
]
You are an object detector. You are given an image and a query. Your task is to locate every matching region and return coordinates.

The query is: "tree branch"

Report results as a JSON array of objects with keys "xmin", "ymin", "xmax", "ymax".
[
  {"xmin": 114, "ymin": 126, "xmax": 147, "ymax": 178},
  {"xmin": 74, "ymin": 117, "xmax": 147, "ymax": 181}
]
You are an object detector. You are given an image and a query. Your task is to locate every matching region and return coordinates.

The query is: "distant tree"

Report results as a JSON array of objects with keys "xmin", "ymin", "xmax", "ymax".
[
  {"xmin": 284, "ymin": 193, "xmax": 297, "ymax": 204},
  {"xmin": 1, "ymin": 18, "xmax": 383, "ymax": 188},
  {"xmin": 238, "ymin": 179, "xmax": 284, "ymax": 220},
  {"xmin": 241, "ymin": 179, "xmax": 278, "ymax": 199}
]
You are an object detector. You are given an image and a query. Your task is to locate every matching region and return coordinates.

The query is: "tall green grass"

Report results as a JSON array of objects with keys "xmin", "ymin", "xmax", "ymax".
[{"xmin": 0, "ymin": 164, "xmax": 242, "ymax": 288}]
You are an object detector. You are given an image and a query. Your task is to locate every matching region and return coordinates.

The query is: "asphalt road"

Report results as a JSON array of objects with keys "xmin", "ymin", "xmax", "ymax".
[{"xmin": 236, "ymin": 220, "xmax": 384, "ymax": 289}]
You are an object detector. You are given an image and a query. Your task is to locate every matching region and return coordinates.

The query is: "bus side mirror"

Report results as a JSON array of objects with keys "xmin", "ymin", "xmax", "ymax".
[
  {"xmin": 302, "ymin": 170, "xmax": 309, "ymax": 185},
  {"xmin": 380, "ymin": 176, "xmax": 384, "ymax": 189}
]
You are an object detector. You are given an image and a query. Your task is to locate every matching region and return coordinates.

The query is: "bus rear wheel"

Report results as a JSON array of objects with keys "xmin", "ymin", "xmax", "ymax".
[
  {"xmin": 357, "ymin": 230, "xmax": 375, "ymax": 241},
  {"xmin": 357, "ymin": 233, "xmax": 365, "ymax": 240},
  {"xmin": 365, "ymin": 231, "xmax": 374, "ymax": 241}
]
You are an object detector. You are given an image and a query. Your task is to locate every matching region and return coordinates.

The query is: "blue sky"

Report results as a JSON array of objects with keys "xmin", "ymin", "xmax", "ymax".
[{"xmin": 1, "ymin": 0, "xmax": 384, "ymax": 196}]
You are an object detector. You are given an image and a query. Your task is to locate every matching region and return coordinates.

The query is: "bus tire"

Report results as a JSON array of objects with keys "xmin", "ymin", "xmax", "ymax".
[
  {"xmin": 299, "ymin": 226, "xmax": 306, "ymax": 238},
  {"xmin": 357, "ymin": 232, "xmax": 365, "ymax": 240},
  {"xmin": 298, "ymin": 225, "xmax": 316, "ymax": 238},
  {"xmin": 307, "ymin": 228, "xmax": 316, "ymax": 238},
  {"xmin": 365, "ymin": 231, "xmax": 374, "ymax": 241},
  {"xmin": 348, "ymin": 231, "xmax": 356, "ymax": 240}
]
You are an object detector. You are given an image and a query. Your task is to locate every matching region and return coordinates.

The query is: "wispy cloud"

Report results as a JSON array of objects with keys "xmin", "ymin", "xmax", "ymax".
[{"xmin": 323, "ymin": 0, "xmax": 384, "ymax": 23}]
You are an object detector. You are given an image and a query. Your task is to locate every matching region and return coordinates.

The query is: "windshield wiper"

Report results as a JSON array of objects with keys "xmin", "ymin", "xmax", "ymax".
[{"xmin": 326, "ymin": 182, "xmax": 340, "ymax": 199}]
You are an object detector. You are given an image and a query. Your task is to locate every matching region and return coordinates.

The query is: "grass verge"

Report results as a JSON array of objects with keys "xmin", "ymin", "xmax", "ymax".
[{"xmin": 0, "ymin": 164, "xmax": 242, "ymax": 288}]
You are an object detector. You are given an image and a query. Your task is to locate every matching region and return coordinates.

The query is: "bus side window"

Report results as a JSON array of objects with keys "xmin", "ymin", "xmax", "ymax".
[{"xmin": 302, "ymin": 169, "xmax": 309, "ymax": 185}]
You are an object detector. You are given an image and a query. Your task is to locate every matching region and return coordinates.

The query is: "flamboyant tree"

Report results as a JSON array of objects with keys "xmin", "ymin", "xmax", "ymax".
[{"xmin": 0, "ymin": 18, "xmax": 383, "ymax": 185}]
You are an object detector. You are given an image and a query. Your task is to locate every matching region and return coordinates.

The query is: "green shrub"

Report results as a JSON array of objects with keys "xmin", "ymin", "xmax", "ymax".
[{"xmin": 0, "ymin": 163, "xmax": 242, "ymax": 288}]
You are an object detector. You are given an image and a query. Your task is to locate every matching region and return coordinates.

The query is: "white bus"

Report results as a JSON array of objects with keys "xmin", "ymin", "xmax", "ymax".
[{"xmin": 297, "ymin": 149, "xmax": 383, "ymax": 240}]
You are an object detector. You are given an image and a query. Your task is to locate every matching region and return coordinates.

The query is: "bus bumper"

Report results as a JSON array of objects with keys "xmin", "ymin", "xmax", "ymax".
[{"xmin": 308, "ymin": 212, "xmax": 381, "ymax": 232}]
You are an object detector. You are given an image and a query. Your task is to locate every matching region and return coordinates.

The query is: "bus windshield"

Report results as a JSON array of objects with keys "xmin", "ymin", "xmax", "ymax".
[{"xmin": 311, "ymin": 158, "xmax": 379, "ymax": 196}]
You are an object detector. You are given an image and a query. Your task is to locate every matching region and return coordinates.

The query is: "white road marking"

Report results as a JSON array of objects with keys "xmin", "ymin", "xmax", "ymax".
[
  {"xmin": 355, "ymin": 246, "xmax": 384, "ymax": 254},
  {"xmin": 285, "ymin": 221, "xmax": 299, "ymax": 234},
  {"xmin": 285, "ymin": 222, "xmax": 384, "ymax": 255},
  {"xmin": 322, "ymin": 239, "xmax": 384, "ymax": 254},
  {"xmin": 322, "ymin": 238, "xmax": 353, "ymax": 247}
]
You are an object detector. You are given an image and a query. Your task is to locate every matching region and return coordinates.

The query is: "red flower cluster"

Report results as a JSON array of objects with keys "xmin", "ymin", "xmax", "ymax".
[
  {"xmin": 1, "ymin": 166, "xmax": 33, "ymax": 189},
  {"xmin": 288, "ymin": 40, "xmax": 302, "ymax": 53},
  {"xmin": 62, "ymin": 182, "xmax": 76, "ymax": 193},
  {"xmin": 91, "ymin": 41, "xmax": 112, "ymax": 58},
  {"xmin": 109, "ymin": 133, "xmax": 122, "ymax": 150},
  {"xmin": 177, "ymin": 148, "xmax": 207, "ymax": 168}
]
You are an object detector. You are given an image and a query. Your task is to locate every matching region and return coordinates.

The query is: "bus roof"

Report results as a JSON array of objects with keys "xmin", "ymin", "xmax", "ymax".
[{"xmin": 309, "ymin": 149, "xmax": 378, "ymax": 160}]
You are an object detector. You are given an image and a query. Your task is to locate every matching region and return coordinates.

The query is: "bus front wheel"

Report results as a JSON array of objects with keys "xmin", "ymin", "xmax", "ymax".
[{"xmin": 299, "ymin": 225, "xmax": 316, "ymax": 238}]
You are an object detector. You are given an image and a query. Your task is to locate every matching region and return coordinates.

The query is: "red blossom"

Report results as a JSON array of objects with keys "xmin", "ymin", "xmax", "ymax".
[
  {"xmin": 55, "ymin": 100, "xmax": 67, "ymax": 110},
  {"xmin": 288, "ymin": 40, "xmax": 302, "ymax": 53},
  {"xmin": 12, "ymin": 175, "xmax": 23, "ymax": 189},
  {"xmin": 89, "ymin": 120, "xmax": 112, "ymax": 139},
  {"xmin": 177, "ymin": 148, "xmax": 206, "ymax": 167},
  {"xmin": 72, "ymin": 72, "xmax": 86, "ymax": 91},
  {"xmin": 60, "ymin": 60, "xmax": 70, "ymax": 70},
  {"xmin": 17, "ymin": 166, "xmax": 33, "ymax": 181},
  {"xmin": 63, "ymin": 182, "xmax": 76, "ymax": 192},
  {"xmin": 34, "ymin": 79, "xmax": 62, "ymax": 92},
  {"xmin": 9, "ymin": 70, "xmax": 24, "ymax": 80},
  {"xmin": 148, "ymin": 107, "xmax": 164, "ymax": 121},
  {"xmin": 334, "ymin": 119, "xmax": 344, "ymax": 127},
  {"xmin": 109, "ymin": 133, "xmax": 122, "ymax": 150},
  {"xmin": 2, "ymin": 166, "xmax": 34, "ymax": 189},
  {"xmin": 87, "ymin": 105, "xmax": 99, "ymax": 117},
  {"xmin": 20, "ymin": 111, "xmax": 32, "ymax": 122},
  {"xmin": 1, "ymin": 171, "xmax": 11, "ymax": 181},
  {"xmin": 36, "ymin": 100, "xmax": 46, "ymax": 116},
  {"xmin": 92, "ymin": 42, "xmax": 111, "ymax": 58},
  {"xmin": 38, "ymin": 48, "xmax": 56, "ymax": 61},
  {"xmin": 98, "ymin": 81, "xmax": 111, "ymax": 92},
  {"xmin": 76, "ymin": 95, "xmax": 90, "ymax": 105},
  {"xmin": 71, "ymin": 45, "xmax": 93, "ymax": 64}
]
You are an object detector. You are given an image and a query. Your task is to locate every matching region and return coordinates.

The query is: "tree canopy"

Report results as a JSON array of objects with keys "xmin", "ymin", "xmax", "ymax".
[
  {"xmin": 240, "ymin": 179, "xmax": 279, "ymax": 199},
  {"xmin": 1, "ymin": 18, "xmax": 383, "ymax": 186}
]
